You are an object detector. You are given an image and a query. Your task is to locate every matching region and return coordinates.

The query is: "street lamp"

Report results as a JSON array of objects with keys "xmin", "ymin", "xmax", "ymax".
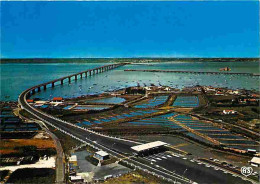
[
  {"xmin": 86, "ymin": 132, "xmax": 92, "ymax": 140},
  {"xmin": 112, "ymin": 143, "xmax": 116, "ymax": 149},
  {"xmin": 183, "ymin": 168, "xmax": 188, "ymax": 177}
]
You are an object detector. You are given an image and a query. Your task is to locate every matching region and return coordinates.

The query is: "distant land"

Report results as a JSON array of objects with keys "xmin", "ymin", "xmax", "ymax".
[{"xmin": 0, "ymin": 58, "xmax": 259, "ymax": 64}]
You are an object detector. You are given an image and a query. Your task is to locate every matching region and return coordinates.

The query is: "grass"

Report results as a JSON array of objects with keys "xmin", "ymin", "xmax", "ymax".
[
  {"xmin": 0, "ymin": 139, "xmax": 56, "ymax": 156},
  {"xmin": 45, "ymin": 124, "xmax": 82, "ymax": 154},
  {"xmin": 7, "ymin": 168, "xmax": 55, "ymax": 184},
  {"xmin": 102, "ymin": 170, "xmax": 171, "ymax": 184}
]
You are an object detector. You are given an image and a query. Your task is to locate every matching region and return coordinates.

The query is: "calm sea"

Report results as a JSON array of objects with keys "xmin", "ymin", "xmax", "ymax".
[{"xmin": 1, "ymin": 62, "xmax": 259, "ymax": 101}]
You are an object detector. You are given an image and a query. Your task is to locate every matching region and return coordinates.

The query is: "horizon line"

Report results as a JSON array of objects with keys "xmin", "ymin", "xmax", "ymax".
[{"xmin": 1, "ymin": 57, "xmax": 260, "ymax": 59}]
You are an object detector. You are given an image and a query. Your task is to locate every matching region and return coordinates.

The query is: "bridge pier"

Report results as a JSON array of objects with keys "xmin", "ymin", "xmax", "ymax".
[
  {"xmin": 32, "ymin": 89, "xmax": 35, "ymax": 94},
  {"xmin": 52, "ymin": 82, "xmax": 55, "ymax": 88},
  {"xmin": 75, "ymin": 75, "xmax": 77, "ymax": 80},
  {"xmin": 38, "ymin": 87, "xmax": 41, "ymax": 92},
  {"xmin": 89, "ymin": 71, "xmax": 92, "ymax": 76},
  {"xmin": 44, "ymin": 85, "xmax": 47, "ymax": 90},
  {"xmin": 68, "ymin": 77, "xmax": 71, "ymax": 83},
  {"xmin": 80, "ymin": 73, "xmax": 83, "ymax": 78},
  {"xmin": 61, "ymin": 80, "xmax": 63, "ymax": 85}
]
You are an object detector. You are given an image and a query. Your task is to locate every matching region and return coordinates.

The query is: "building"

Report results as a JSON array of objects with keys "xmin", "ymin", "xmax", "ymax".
[
  {"xmin": 94, "ymin": 151, "xmax": 109, "ymax": 161},
  {"xmin": 247, "ymin": 149, "xmax": 257, "ymax": 154},
  {"xmin": 69, "ymin": 155, "xmax": 78, "ymax": 166},
  {"xmin": 131, "ymin": 141, "xmax": 168, "ymax": 156},
  {"xmin": 215, "ymin": 91, "xmax": 224, "ymax": 96},
  {"xmin": 249, "ymin": 157, "xmax": 260, "ymax": 167},
  {"xmin": 53, "ymin": 97, "xmax": 63, "ymax": 102},
  {"xmin": 26, "ymin": 99, "xmax": 34, "ymax": 103},
  {"xmin": 69, "ymin": 175, "xmax": 84, "ymax": 182}
]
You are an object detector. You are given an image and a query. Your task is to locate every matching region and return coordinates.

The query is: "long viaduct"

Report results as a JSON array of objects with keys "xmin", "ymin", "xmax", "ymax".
[{"xmin": 28, "ymin": 63, "xmax": 126, "ymax": 96}]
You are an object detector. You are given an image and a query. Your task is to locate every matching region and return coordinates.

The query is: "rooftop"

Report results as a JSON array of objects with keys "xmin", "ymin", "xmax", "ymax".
[
  {"xmin": 131, "ymin": 141, "xmax": 168, "ymax": 152},
  {"xmin": 95, "ymin": 150, "xmax": 109, "ymax": 157},
  {"xmin": 250, "ymin": 157, "xmax": 260, "ymax": 164},
  {"xmin": 69, "ymin": 155, "xmax": 77, "ymax": 162},
  {"xmin": 70, "ymin": 175, "xmax": 83, "ymax": 181},
  {"xmin": 53, "ymin": 97, "xmax": 63, "ymax": 101}
]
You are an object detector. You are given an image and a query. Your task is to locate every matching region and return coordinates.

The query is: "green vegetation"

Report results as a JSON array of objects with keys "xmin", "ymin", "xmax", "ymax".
[
  {"xmin": 102, "ymin": 170, "xmax": 172, "ymax": 184},
  {"xmin": 46, "ymin": 124, "xmax": 81, "ymax": 153},
  {"xmin": 0, "ymin": 170, "xmax": 9, "ymax": 182},
  {"xmin": 85, "ymin": 155, "xmax": 99, "ymax": 166},
  {"xmin": 85, "ymin": 155, "xmax": 117, "ymax": 166}
]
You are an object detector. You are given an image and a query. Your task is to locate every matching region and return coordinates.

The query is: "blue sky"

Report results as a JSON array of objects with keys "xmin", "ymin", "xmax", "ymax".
[{"xmin": 1, "ymin": 1, "xmax": 259, "ymax": 58}]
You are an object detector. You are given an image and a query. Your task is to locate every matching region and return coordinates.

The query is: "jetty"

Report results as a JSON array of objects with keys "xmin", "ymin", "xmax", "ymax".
[{"xmin": 124, "ymin": 69, "xmax": 260, "ymax": 76}]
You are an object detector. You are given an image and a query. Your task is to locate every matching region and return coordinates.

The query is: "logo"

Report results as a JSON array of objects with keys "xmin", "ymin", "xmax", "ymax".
[{"xmin": 241, "ymin": 166, "xmax": 253, "ymax": 177}]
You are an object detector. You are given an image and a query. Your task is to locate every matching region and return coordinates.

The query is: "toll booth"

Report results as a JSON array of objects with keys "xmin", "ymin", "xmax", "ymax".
[{"xmin": 131, "ymin": 141, "xmax": 168, "ymax": 156}]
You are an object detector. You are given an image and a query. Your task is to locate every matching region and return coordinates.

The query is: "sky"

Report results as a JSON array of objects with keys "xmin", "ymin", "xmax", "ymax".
[{"xmin": 1, "ymin": 1, "xmax": 259, "ymax": 58}]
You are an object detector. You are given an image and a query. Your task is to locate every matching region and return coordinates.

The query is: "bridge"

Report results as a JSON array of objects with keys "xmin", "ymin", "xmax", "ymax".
[
  {"xmin": 18, "ymin": 64, "xmax": 253, "ymax": 184},
  {"xmin": 28, "ymin": 63, "xmax": 126, "ymax": 96},
  {"xmin": 124, "ymin": 69, "xmax": 260, "ymax": 76}
]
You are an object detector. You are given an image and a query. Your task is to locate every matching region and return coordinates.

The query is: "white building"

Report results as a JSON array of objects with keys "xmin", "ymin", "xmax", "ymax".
[
  {"xmin": 94, "ymin": 151, "xmax": 109, "ymax": 161},
  {"xmin": 249, "ymin": 157, "xmax": 260, "ymax": 167},
  {"xmin": 69, "ymin": 175, "xmax": 84, "ymax": 182},
  {"xmin": 69, "ymin": 155, "xmax": 77, "ymax": 166}
]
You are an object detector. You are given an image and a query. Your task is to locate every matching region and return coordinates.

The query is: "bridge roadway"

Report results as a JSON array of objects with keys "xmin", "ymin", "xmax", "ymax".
[{"xmin": 18, "ymin": 64, "xmax": 254, "ymax": 184}]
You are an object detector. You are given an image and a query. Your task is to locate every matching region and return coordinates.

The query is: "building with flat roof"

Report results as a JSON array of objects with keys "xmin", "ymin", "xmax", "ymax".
[
  {"xmin": 69, "ymin": 175, "xmax": 84, "ymax": 182},
  {"xmin": 53, "ymin": 97, "xmax": 63, "ymax": 102},
  {"xmin": 249, "ymin": 157, "xmax": 260, "ymax": 167},
  {"xmin": 69, "ymin": 155, "xmax": 77, "ymax": 166},
  {"xmin": 131, "ymin": 141, "xmax": 168, "ymax": 156},
  {"xmin": 94, "ymin": 150, "xmax": 109, "ymax": 161},
  {"xmin": 26, "ymin": 99, "xmax": 34, "ymax": 103}
]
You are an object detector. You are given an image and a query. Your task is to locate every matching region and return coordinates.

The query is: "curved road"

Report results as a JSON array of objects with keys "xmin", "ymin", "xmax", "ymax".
[{"xmin": 18, "ymin": 64, "xmax": 255, "ymax": 184}]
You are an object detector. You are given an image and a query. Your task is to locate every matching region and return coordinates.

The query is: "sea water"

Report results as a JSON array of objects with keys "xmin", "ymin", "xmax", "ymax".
[{"xmin": 1, "ymin": 61, "xmax": 259, "ymax": 101}]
